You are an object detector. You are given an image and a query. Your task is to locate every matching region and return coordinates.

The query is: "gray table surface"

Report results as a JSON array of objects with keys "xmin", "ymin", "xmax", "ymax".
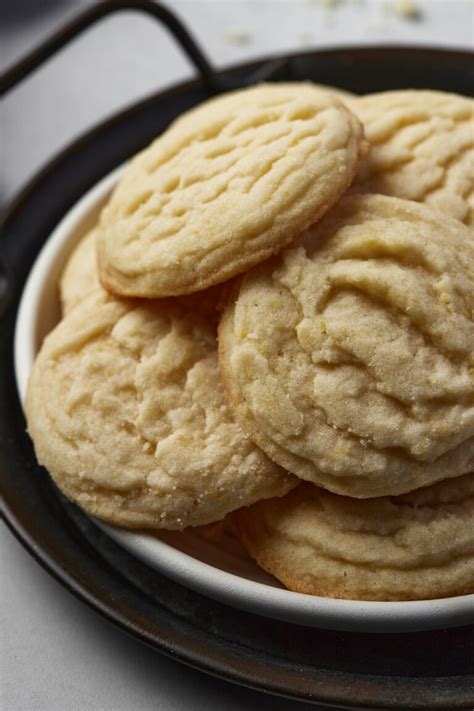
[{"xmin": 2, "ymin": 2, "xmax": 472, "ymax": 709}]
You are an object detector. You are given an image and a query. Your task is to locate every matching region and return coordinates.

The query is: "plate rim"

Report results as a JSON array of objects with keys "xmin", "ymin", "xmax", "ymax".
[{"xmin": 13, "ymin": 161, "xmax": 474, "ymax": 634}]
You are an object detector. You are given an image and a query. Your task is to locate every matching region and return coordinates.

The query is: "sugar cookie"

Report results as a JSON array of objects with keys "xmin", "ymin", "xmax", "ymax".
[
  {"xmin": 233, "ymin": 474, "xmax": 474, "ymax": 601},
  {"xmin": 98, "ymin": 82, "xmax": 366, "ymax": 297},
  {"xmin": 60, "ymin": 228, "xmax": 99, "ymax": 315},
  {"xmin": 26, "ymin": 290, "xmax": 295, "ymax": 529},
  {"xmin": 348, "ymin": 90, "xmax": 474, "ymax": 226},
  {"xmin": 219, "ymin": 194, "xmax": 474, "ymax": 497}
]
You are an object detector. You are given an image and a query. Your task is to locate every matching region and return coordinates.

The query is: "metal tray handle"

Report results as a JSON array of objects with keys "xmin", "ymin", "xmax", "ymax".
[{"xmin": 0, "ymin": 0, "xmax": 222, "ymax": 95}]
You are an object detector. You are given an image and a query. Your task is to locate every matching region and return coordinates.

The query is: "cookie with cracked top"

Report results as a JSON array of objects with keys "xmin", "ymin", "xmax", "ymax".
[
  {"xmin": 219, "ymin": 194, "xmax": 474, "ymax": 498},
  {"xmin": 26, "ymin": 289, "xmax": 295, "ymax": 529}
]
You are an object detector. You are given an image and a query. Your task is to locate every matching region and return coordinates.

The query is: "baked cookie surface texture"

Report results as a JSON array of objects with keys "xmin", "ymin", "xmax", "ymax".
[
  {"xmin": 219, "ymin": 194, "xmax": 474, "ymax": 497},
  {"xmin": 98, "ymin": 82, "xmax": 366, "ymax": 297},
  {"xmin": 60, "ymin": 228, "xmax": 100, "ymax": 315},
  {"xmin": 233, "ymin": 474, "xmax": 474, "ymax": 601},
  {"xmin": 348, "ymin": 90, "xmax": 474, "ymax": 226},
  {"xmin": 26, "ymin": 290, "xmax": 295, "ymax": 529}
]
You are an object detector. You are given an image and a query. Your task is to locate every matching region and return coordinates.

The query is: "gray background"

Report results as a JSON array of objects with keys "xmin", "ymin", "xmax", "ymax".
[{"xmin": 2, "ymin": 1, "xmax": 472, "ymax": 709}]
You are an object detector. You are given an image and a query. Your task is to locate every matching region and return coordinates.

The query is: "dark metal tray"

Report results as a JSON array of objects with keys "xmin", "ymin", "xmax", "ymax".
[{"xmin": 2, "ymin": 2, "xmax": 473, "ymax": 708}]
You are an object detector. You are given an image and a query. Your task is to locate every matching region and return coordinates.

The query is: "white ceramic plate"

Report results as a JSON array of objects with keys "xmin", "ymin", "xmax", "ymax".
[{"xmin": 14, "ymin": 167, "xmax": 474, "ymax": 633}]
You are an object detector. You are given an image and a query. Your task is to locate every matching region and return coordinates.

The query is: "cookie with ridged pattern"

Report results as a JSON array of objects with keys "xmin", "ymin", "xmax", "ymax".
[
  {"xmin": 233, "ymin": 474, "xmax": 474, "ymax": 601},
  {"xmin": 97, "ymin": 82, "xmax": 366, "ymax": 297},
  {"xmin": 348, "ymin": 90, "xmax": 474, "ymax": 226}
]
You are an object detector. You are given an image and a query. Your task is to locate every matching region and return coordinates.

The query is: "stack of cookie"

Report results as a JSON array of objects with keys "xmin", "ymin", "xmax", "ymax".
[{"xmin": 26, "ymin": 83, "xmax": 474, "ymax": 601}]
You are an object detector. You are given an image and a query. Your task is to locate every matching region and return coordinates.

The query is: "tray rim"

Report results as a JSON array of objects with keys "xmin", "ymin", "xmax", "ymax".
[{"xmin": 2, "ymin": 46, "xmax": 474, "ymax": 708}]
